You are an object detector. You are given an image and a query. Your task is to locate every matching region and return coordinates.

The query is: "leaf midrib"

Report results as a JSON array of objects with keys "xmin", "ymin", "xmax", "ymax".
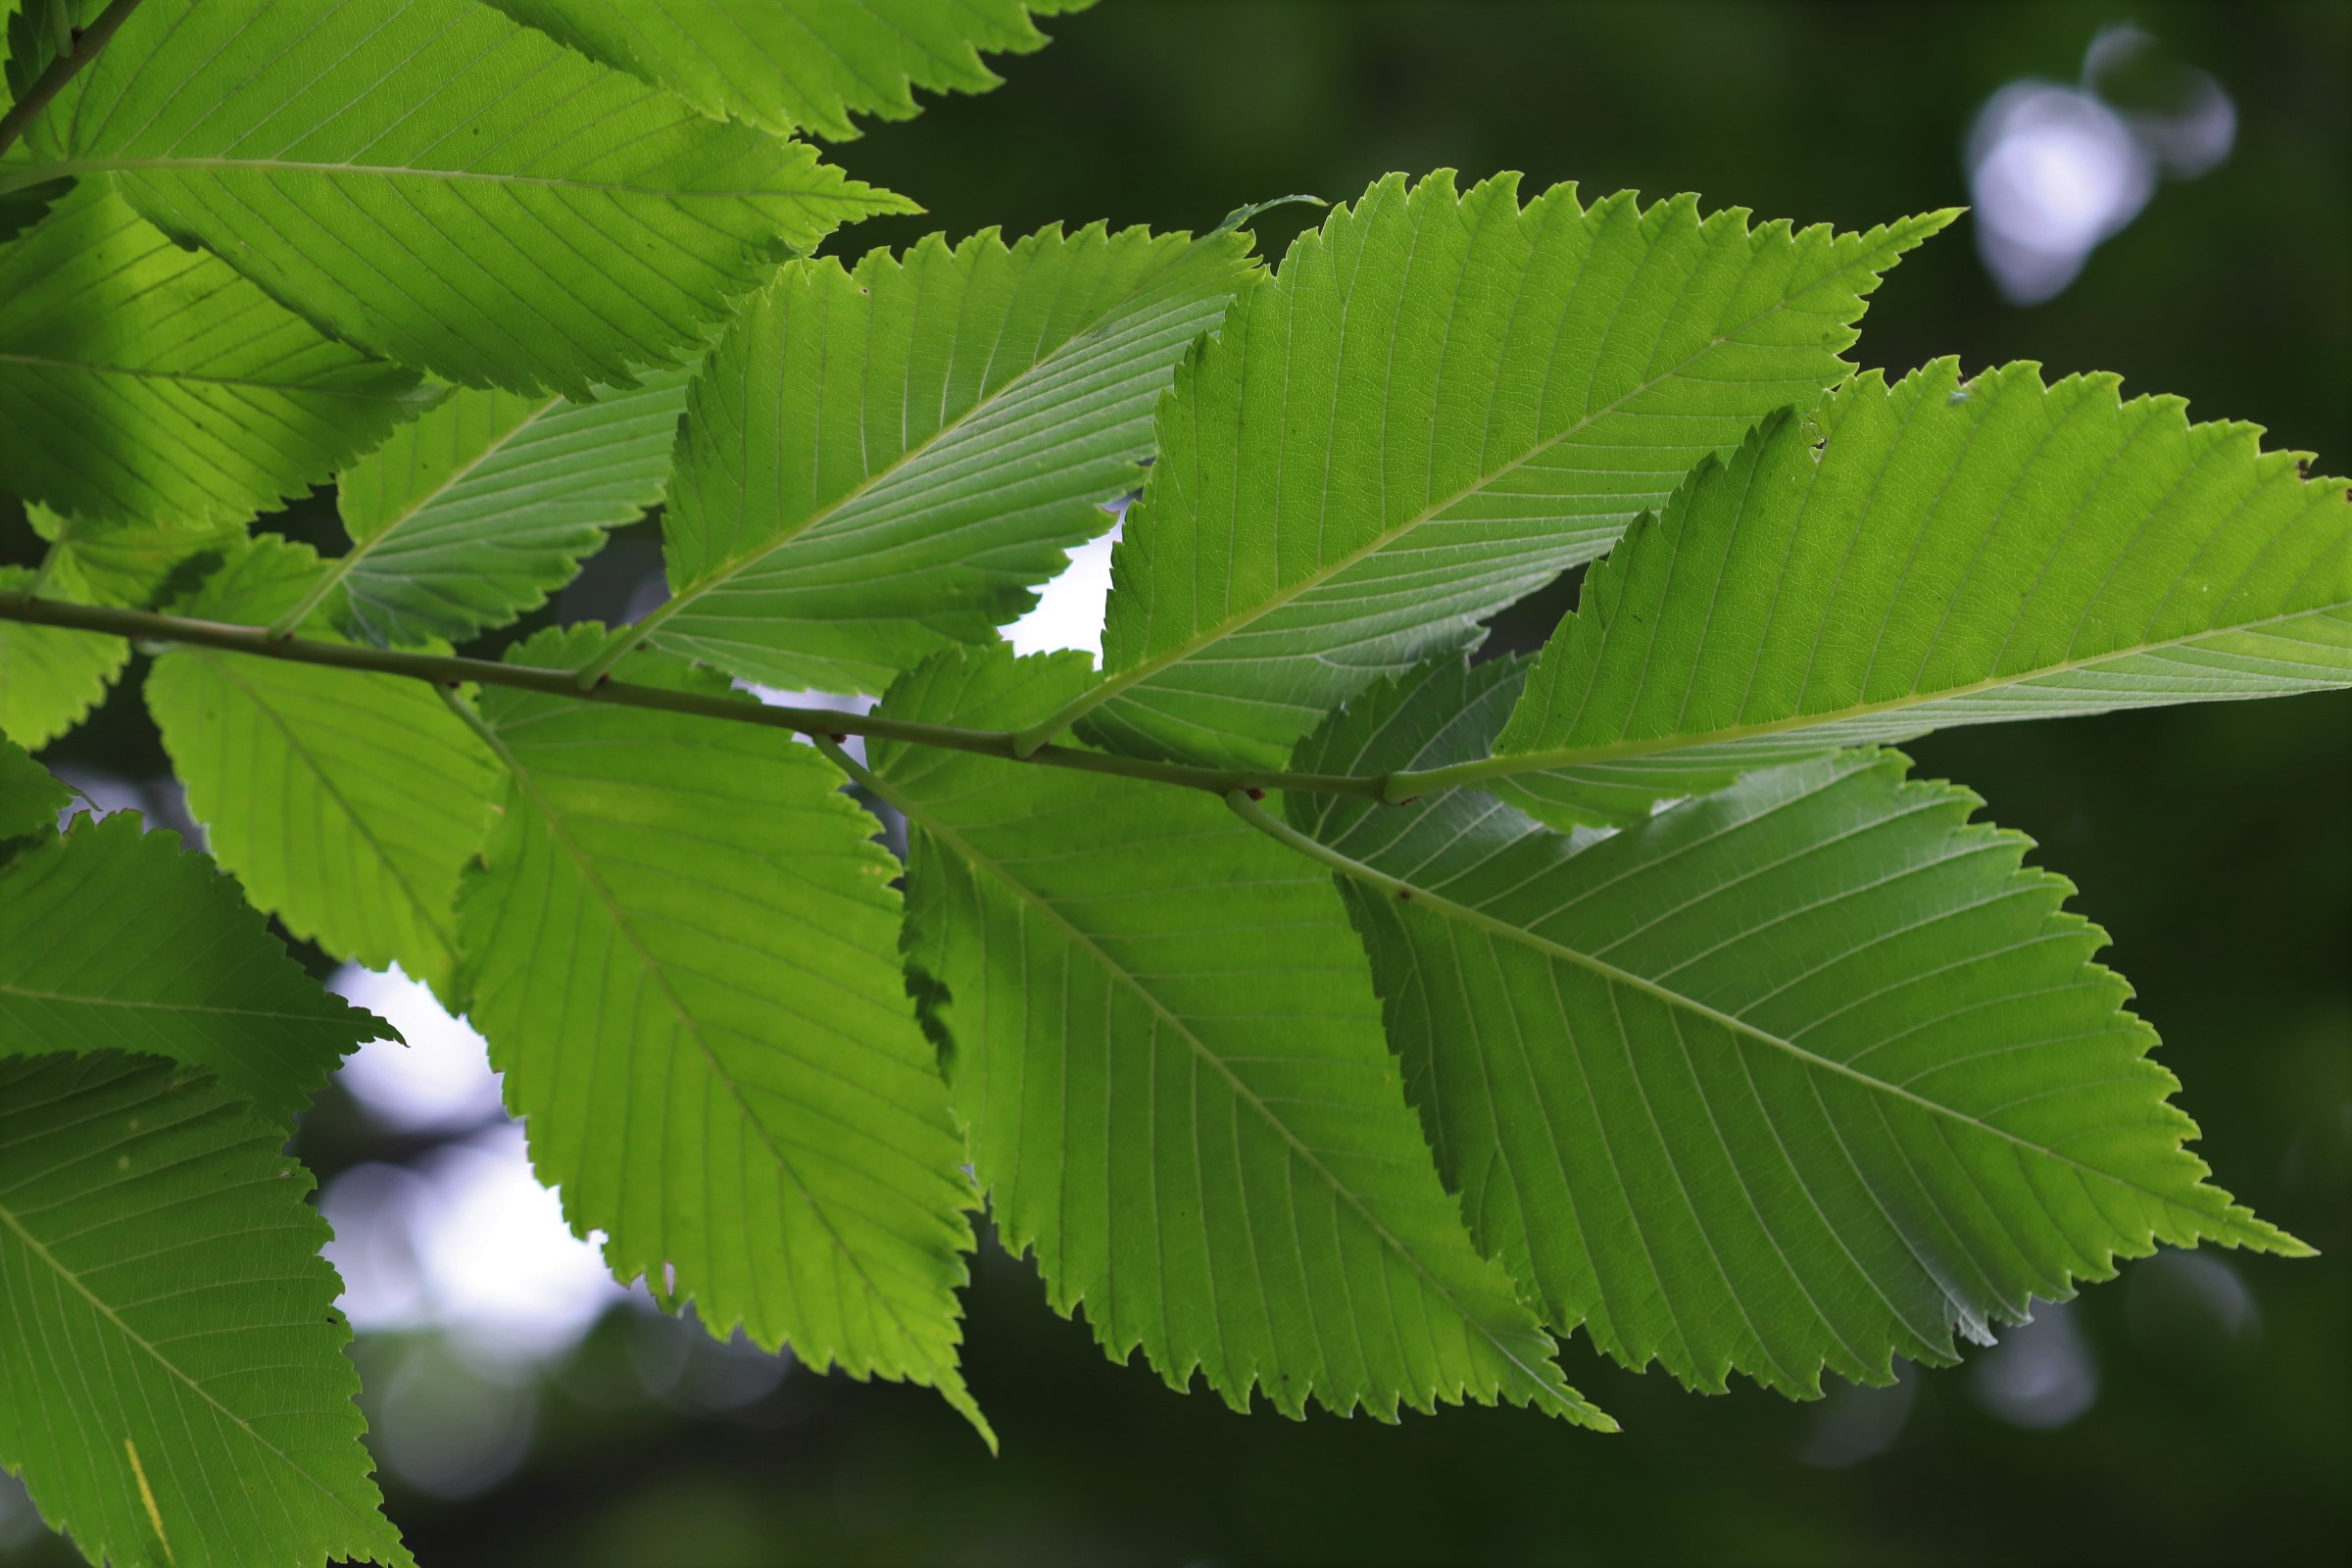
[
  {"xmin": 1, "ymin": 154, "xmax": 825, "ymax": 199},
  {"xmin": 1467, "ymin": 599, "xmax": 2352, "ymax": 786},
  {"xmin": 0, "ymin": 986, "xmax": 341, "ymax": 1022},
  {"xmin": 295, "ymin": 393, "xmax": 562, "ymax": 631},
  {"xmin": 1245, "ymin": 794, "xmax": 2287, "ymax": 1248},
  {"xmin": 0, "ymin": 350, "xmax": 424, "ymax": 400}
]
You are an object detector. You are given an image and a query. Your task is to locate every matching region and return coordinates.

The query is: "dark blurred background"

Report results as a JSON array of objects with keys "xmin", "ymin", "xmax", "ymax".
[{"xmin": 5, "ymin": 3, "xmax": 2347, "ymax": 1564}]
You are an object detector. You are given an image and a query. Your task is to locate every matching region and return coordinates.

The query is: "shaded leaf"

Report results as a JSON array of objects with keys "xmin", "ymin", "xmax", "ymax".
[
  {"xmin": 0, "ymin": 808, "xmax": 389, "ymax": 1122},
  {"xmin": 29, "ymin": 502, "xmax": 245, "ymax": 611},
  {"xmin": 0, "ymin": 182, "xmax": 431, "ymax": 527},
  {"xmin": 27, "ymin": 0, "xmax": 909, "ymax": 395},
  {"xmin": 0, "ymin": 728, "xmax": 69, "ymax": 843},
  {"xmin": 0, "ymin": 1053, "xmax": 408, "ymax": 1568},
  {"xmin": 0, "ymin": 563, "xmax": 122, "ymax": 749}
]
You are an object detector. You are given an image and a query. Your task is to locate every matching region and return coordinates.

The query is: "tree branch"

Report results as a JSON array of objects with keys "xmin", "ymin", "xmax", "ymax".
[
  {"xmin": 0, "ymin": 0, "xmax": 146, "ymax": 160},
  {"xmin": 0, "ymin": 590, "xmax": 1395, "ymax": 802}
]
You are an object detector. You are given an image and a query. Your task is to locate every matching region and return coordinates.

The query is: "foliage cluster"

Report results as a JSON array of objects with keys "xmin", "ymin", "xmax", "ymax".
[{"xmin": 0, "ymin": 4, "xmax": 2344, "ymax": 1565}]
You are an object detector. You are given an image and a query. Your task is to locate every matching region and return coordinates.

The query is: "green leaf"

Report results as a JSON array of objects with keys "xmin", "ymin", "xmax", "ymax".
[
  {"xmin": 322, "ymin": 369, "xmax": 692, "ymax": 646},
  {"xmin": 1279, "ymin": 659, "xmax": 2304, "ymax": 1396},
  {"xmin": 1024, "ymin": 172, "xmax": 1951, "ymax": 766},
  {"xmin": 0, "ymin": 727, "xmax": 69, "ymax": 843},
  {"xmin": 0, "ymin": 809, "xmax": 390, "ymax": 1122},
  {"xmin": 0, "ymin": 181, "xmax": 433, "ymax": 528},
  {"xmin": 0, "ymin": 563, "xmax": 123, "ymax": 748},
  {"xmin": 26, "ymin": 0, "xmax": 910, "ymax": 396},
  {"xmin": 0, "ymin": 1052, "xmax": 409, "ymax": 1568},
  {"xmin": 869, "ymin": 645, "xmax": 1607, "ymax": 1427},
  {"xmin": 455, "ymin": 625, "xmax": 987, "ymax": 1438},
  {"xmin": 633, "ymin": 220, "xmax": 1260, "ymax": 694},
  {"xmin": 28, "ymin": 502, "xmax": 245, "ymax": 611},
  {"xmin": 1481, "ymin": 363, "xmax": 2352, "ymax": 825},
  {"xmin": 0, "ymin": 506, "xmax": 238, "ymax": 752},
  {"xmin": 484, "ymin": 0, "xmax": 1093, "ymax": 141},
  {"xmin": 145, "ymin": 539, "xmax": 500, "ymax": 1004}
]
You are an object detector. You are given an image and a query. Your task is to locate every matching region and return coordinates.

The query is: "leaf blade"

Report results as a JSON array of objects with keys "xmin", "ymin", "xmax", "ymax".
[
  {"xmin": 0, "ymin": 563, "xmax": 123, "ymax": 749},
  {"xmin": 1287, "ymin": 659, "xmax": 2302, "ymax": 1396},
  {"xmin": 0, "ymin": 1053, "xmax": 409, "ymax": 1568},
  {"xmin": 484, "ymin": 0, "xmax": 1093, "ymax": 141},
  {"xmin": 327, "ymin": 370, "xmax": 691, "ymax": 646},
  {"xmin": 872, "ymin": 646, "xmax": 1607, "ymax": 1426},
  {"xmin": 0, "ymin": 809, "xmax": 389, "ymax": 1122},
  {"xmin": 1486, "ymin": 364, "xmax": 2352, "ymax": 823},
  {"xmin": 0, "ymin": 729, "xmax": 70, "ymax": 843},
  {"xmin": 0, "ymin": 181, "xmax": 431, "ymax": 528},
  {"xmin": 640, "ymin": 220, "xmax": 1260, "ymax": 694},
  {"xmin": 146, "ymin": 539, "xmax": 501, "ymax": 1004},
  {"xmin": 456, "ymin": 626, "xmax": 987, "ymax": 1437},
  {"xmin": 1051, "ymin": 172, "xmax": 1950, "ymax": 765},
  {"xmin": 33, "ymin": 0, "xmax": 908, "ymax": 395}
]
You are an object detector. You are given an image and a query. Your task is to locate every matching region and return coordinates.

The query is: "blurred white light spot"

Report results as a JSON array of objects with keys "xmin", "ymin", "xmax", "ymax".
[
  {"xmin": 1972, "ymin": 1298, "xmax": 2099, "ymax": 1429},
  {"xmin": 371, "ymin": 1341, "xmax": 538, "ymax": 1498},
  {"xmin": 1968, "ymin": 83, "xmax": 2152, "ymax": 304},
  {"xmin": 330, "ymin": 964, "xmax": 507, "ymax": 1135},
  {"xmin": 415, "ymin": 1125, "xmax": 627, "ymax": 1366},
  {"xmin": 671, "ymin": 1327, "xmax": 791, "ymax": 1412},
  {"xmin": 46, "ymin": 765, "xmax": 145, "ymax": 824},
  {"xmin": 2085, "ymin": 24, "xmax": 2236, "ymax": 178},
  {"xmin": 321, "ymin": 970, "xmax": 623, "ymax": 1368},
  {"xmin": 319, "ymin": 1162, "xmax": 433, "ymax": 1333},
  {"xmin": 1004, "ymin": 519, "xmax": 1123, "ymax": 662},
  {"xmin": 45, "ymin": 766, "xmax": 202, "ymax": 843},
  {"xmin": 321, "ymin": 1130, "xmax": 625, "ymax": 1366},
  {"xmin": 1966, "ymin": 26, "xmax": 2233, "ymax": 305}
]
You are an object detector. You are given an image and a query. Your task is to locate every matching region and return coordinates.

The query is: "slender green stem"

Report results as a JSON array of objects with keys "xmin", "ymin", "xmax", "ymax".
[
  {"xmin": 0, "ymin": 0, "xmax": 145, "ymax": 160},
  {"xmin": 0, "ymin": 591, "xmax": 1394, "ymax": 801}
]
